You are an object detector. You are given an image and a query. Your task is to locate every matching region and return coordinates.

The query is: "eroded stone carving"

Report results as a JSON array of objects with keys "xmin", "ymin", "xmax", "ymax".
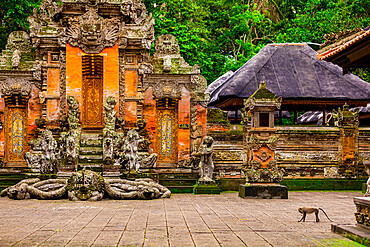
[
  {"xmin": 197, "ymin": 136, "xmax": 215, "ymax": 182},
  {"xmin": 153, "ymin": 80, "xmax": 181, "ymax": 99},
  {"xmin": 0, "ymin": 178, "xmax": 66, "ymax": 200},
  {"xmin": 66, "ymin": 6, "xmax": 119, "ymax": 54},
  {"xmin": 67, "ymin": 169, "xmax": 105, "ymax": 201},
  {"xmin": 154, "ymin": 34, "xmax": 180, "ymax": 56},
  {"xmin": 0, "ymin": 78, "xmax": 32, "ymax": 98},
  {"xmin": 6, "ymin": 31, "xmax": 31, "ymax": 51},
  {"xmin": 243, "ymin": 160, "xmax": 284, "ymax": 183},
  {"xmin": 1, "ymin": 170, "xmax": 171, "ymax": 200},
  {"xmin": 11, "ymin": 49, "xmax": 21, "ymax": 69},
  {"xmin": 103, "ymin": 96, "xmax": 117, "ymax": 132},
  {"xmin": 333, "ymin": 103, "xmax": 360, "ymax": 178},
  {"xmin": 122, "ymin": 129, "xmax": 144, "ymax": 172},
  {"xmin": 24, "ymin": 129, "xmax": 59, "ymax": 174},
  {"xmin": 67, "ymin": 96, "xmax": 81, "ymax": 129}
]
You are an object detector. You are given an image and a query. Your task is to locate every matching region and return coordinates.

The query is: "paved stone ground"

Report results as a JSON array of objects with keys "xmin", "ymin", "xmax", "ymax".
[{"xmin": 0, "ymin": 191, "xmax": 365, "ymax": 247}]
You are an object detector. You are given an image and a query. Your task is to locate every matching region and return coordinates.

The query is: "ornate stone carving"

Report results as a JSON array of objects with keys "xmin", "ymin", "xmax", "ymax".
[
  {"xmin": 67, "ymin": 96, "xmax": 81, "ymax": 129},
  {"xmin": 138, "ymin": 62, "xmax": 154, "ymax": 78},
  {"xmin": 6, "ymin": 31, "xmax": 31, "ymax": 51},
  {"xmin": 11, "ymin": 50, "xmax": 21, "ymax": 69},
  {"xmin": 0, "ymin": 178, "xmax": 66, "ymax": 200},
  {"xmin": 122, "ymin": 129, "xmax": 144, "ymax": 172},
  {"xmin": 197, "ymin": 136, "xmax": 215, "ymax": 182},
  {"xmin": 28, "ymin": 0, "xmax": 63, "ymax": 38},
  {"xmin": 242, "ymin": 82, "xmax": 285, "ymax": 183},
  {"xmin": 32, "ymin": 61, "xmax": 42, "ymax": 81},
  {"xmin": 190, "ymin": 104, "xmax": 202, "ymax": 154},
  {"xmin": 103, "ymin": 96, "xmax": 117, "ymax": 132},
  {"xmin": 324, "ymin": 167, "xmax": 340, "ymax": 178},
  {"xmin": 152, "ymin": 80, "xmax": 181, "ymax": 99},
  {"xmin": 333, "ymin": 103, "xmax": 359, "ymax": 177},
  {"xmin": 60, "ymin": 50, "xmax": 67, "ymax": 116},
  {"xmin": 243, "ymin": 160, "xmax": 284, "ymax": 183},
  {"xmin": 24, "ymin": 129, "xmax": 59, "ymax": 174},
  {"xmin": 154, "ymin": 34, "xmax": 180, "ymax": 56},
  {"xmin": 66, "ymin": 6, "xmax": 119, "ymax": 54},
  {"xmin": 67, "ymin": 169, "xmax": 105, "ymax": 201},
  {"xmin": 0, "ymin": 77, "xmax": 32, "ymax": 98},
  {"xmin": 1, "ymin": 170, "xmax": 171, "ymax": 200},
  {"xmin": 214, "ymin": 151, "xmax": 241, "ymax": 161}
]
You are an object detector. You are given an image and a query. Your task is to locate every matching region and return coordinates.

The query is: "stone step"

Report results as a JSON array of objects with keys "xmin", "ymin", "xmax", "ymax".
[
  {"xmin": 166, "ymin": 186, "xmax": 195, "ymax": 194},
  {"xmin": 77, "ymin": 163, "xmax": 103, "ymax": 173},
  {"xmin": 79, "ymin": 147, "xmax": 103, "ymax": 155},
  {"xmin": 159, "ymin": 173, "xmax": 199, "ymax": 180},
  {"xmin": 159, "ymin": 178, "xmax": 197, "ymax": 187},
  {"xmin": 78, "ymin": 155, "xmax": 103, "ymax": 163},
  {"xmin": 80, "ymin": 138, "xmax": 103, "ymax": 147}
]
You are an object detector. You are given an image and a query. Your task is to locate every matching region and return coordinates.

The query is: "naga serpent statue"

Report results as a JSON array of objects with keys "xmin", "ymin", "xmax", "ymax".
[{"xmin": 0, "ymin": 170, "xmax": 171, "ymax": 201}]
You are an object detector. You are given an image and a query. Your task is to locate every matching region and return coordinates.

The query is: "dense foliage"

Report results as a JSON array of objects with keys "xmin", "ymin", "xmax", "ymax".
[{"xmin": 1, "ymin": 0, "xmax": 369, "ymax": 82}]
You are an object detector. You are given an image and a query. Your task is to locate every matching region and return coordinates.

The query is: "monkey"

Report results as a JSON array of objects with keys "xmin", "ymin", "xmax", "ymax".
[{"xmin": 298, "ymin": 207, "xmax": 333, "ymax": 222}]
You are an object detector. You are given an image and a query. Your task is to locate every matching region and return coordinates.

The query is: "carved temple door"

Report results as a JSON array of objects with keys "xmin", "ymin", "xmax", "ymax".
[
  {"xmin": 4, "ymin": 105, "xmax": 28, "ymax": 167},
  {"xmin": 156, "ymin": 98, "xmax": 178, "ymax": 164},
  {"xmin": 82, "ymin": 55, "xmax": 103, "ymax": 129}
]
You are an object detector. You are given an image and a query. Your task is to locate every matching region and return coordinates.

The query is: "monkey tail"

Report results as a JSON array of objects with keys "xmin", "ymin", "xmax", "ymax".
[{"xmin": 318, "ymin": 208, "xmax": 333, "ymax": 222}]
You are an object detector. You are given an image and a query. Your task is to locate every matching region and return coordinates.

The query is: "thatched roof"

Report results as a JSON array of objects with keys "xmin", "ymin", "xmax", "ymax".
[{"xmin": 208, "ymin": 43, "xmax": 370, "ymax": 111}]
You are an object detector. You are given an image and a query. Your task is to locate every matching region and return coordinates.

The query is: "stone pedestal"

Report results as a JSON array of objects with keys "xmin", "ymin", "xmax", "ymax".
[
  {"xmin": 193, "ymin": 180, "xmax": 221, "ymax": 194},
  {"xmin": 354, "ymin": 197, "xmax": 370, "ymax": 227},
  {"xmin": 331, "ymin": 197, "xmax": 370, "ymax": 244},
  {"xmin": 239, "ymin": 183, "xmax": 288, "ymax": 199}
]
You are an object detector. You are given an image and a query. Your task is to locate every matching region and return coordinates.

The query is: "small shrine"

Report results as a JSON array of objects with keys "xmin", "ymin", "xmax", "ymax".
[
  {"xmin": 0, "ymin": 0, "xmax": 207, "ymax": 175},
  {"xmin": 239, "ymin": 82, "xmax": 287, "ymax": 199}
]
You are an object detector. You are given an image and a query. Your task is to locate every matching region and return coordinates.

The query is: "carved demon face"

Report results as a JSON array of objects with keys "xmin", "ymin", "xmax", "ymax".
[{"xmin": 67, "ymin": 170, "xmax": 104, "ymax": 201}]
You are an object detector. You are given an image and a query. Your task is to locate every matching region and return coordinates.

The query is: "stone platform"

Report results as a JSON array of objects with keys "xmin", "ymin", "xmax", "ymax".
[
  {"xmin": 239, "ymin": 183, "xmax": 288, "ymax": 199},
  {"xmin": 0, "ymin": 191, "xmax": 362, "ymax": 246}
]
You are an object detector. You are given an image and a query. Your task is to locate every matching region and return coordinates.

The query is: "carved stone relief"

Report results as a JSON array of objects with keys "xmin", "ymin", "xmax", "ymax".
[
  {"xmin": 66, "ymin": 6, "xmax": 119, "ymax": 53},
  {"xmin": 152, "ymin": 80, "xmax": 181, "ymax": 99},
  {"xmin": 0, "ymin": 78, "xmax": 32, "ymax": 98},
  {"xmin": 154, "ymin": 34, "xmax": 180, "ymax": 57}
]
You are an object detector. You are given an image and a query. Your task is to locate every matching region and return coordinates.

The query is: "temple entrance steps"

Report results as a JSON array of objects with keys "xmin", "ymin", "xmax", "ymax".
[
  {"xmin": 158, "ymin": 173, "xmax": 199, "ymax": 193},
  {"xmin": 78, "ymin": 130, "xmax": 104, "ymax": 172}
]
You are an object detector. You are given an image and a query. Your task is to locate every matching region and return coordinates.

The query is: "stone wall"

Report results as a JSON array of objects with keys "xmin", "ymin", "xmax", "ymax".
[
  {"xmin": 275, "ymin": 126, "xmax": 339, "ymax": 177},
  {"xmin": 208, "ymin": 125, "xmax": 370, "ymax": 178}
]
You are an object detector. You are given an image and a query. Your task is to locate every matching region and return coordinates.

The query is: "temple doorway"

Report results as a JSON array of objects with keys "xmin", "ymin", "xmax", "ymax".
[
  {"xmin": 82, "ymin": 55, "xmax": 103, "ymax": 129},
  {"xmin": 4, "ymin": 105, "xmax": 28, "ymax": 167},
  {"xmin": 156, "ymin": 98, "xmax": 178, "ymax": 164}
]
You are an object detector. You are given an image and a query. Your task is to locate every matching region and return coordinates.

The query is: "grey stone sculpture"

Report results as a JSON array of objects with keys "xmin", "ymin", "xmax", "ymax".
[
  {"xmin": 67, "ymin": 96, "xmax": 81, "ymax": 129},
  {"xmin": 198, "ymin": 136, "xmax": 215, "ymax": 182},
  {"xmin": 123, "ymin": 129, "xmax": 144, "ymax": 172},
  {"xmin": 1, "ymin": 170, "xmax": 171, "ymax": 201},
  {"xmin": 103, "ymin": 96, "xmax": 117, "ymax": 132},
  {"xmin": 24, "ymin": 129, "xmax": 59, "ymax": 174}
]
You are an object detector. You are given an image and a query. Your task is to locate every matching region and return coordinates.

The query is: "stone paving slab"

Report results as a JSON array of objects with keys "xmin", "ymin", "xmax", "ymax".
[{"xmin": 0, "ymin": 191, "xmax": 366, "ymax": 246}]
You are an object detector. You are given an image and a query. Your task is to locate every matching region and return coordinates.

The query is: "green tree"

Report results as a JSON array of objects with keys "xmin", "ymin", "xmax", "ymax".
[{"xmin": 0, "ymin": 0, "xmax": 41, "ymax": 49}]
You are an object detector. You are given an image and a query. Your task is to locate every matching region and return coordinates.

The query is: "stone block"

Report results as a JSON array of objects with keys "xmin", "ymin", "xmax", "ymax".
[
  {"xmin": 193, "ymin": 183, "xmax": 221, "ymax": 194},
  {"xmin": 239, "ymin": 183, "xmax": 288, "ymax": 199}
]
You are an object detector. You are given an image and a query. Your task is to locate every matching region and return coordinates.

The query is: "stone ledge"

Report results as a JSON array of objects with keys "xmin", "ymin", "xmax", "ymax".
[
  {"xmin": 332, "ymin": 223, "xmax": 370, "ymax": 245},
  {"xmin": 239, "ymin": 184, "xmax": 288, "ymax": 199}
]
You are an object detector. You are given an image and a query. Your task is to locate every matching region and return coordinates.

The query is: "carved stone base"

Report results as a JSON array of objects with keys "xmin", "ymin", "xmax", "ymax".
[
  {"xmin": 354, "ymin": 197, "xmax": 370, "ymax": 227},
  {"xmin": 239, "ymin": 183, "xmax": 288, "ymax": 199},
  {"xmin": 194, "ymin": 182, "xmax": 221, "ymax": 194}
]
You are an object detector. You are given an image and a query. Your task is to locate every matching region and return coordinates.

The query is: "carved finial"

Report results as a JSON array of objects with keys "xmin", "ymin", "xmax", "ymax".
[{"xmin": 259, "ymin": 81, "xmax": 266, "ymax": 89}]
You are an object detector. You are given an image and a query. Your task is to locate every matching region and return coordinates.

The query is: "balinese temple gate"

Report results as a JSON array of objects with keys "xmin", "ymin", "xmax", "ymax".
[{"xmin": 0, "ymin": 0, "xmax": 208, "ymax": 175}]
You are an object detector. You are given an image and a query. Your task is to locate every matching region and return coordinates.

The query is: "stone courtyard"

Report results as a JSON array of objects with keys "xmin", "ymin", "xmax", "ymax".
[{"xmin": 0, "ymin": 191, "xmax": 364, "ymax": 247}]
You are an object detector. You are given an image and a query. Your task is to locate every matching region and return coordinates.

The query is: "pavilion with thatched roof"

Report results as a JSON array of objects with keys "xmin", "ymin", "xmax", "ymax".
[{"xmin": 207, "ymin": 43, "xmax": 370, "ymax": 117}]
